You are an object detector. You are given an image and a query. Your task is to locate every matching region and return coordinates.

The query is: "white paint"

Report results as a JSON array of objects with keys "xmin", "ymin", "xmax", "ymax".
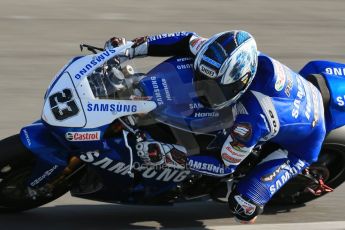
[{"xmin": 41, "ymin": 42, "xmax": 157, "ymax": 129}]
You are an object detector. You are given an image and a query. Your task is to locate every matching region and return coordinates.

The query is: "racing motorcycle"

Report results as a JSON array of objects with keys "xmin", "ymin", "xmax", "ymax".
[{"xmin": 0, "ymin": 42, "xmax": 345, "ymax": 212}]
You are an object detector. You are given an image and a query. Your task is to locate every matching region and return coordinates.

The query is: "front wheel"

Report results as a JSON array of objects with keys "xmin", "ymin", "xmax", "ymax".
[{"xmin": 0, "ymin": 134, "xmax": 70, "ymax": 212}]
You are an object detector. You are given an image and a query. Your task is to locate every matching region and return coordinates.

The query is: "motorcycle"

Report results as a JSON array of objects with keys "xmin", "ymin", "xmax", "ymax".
[{"xmin": 0, "ymin": 41, "xmax": 345, "ymax": 212}]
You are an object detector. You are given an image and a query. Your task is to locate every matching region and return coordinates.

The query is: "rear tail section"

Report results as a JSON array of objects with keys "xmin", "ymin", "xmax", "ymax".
[{"xmin": 300, "ymin": 60, "xmax": 345, "ymax": 132}]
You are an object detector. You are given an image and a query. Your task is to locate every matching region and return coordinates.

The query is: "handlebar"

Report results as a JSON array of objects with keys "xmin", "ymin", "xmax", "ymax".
[{"xmin": 80, "ymin": 43, "xmax": 104, "ymax": 54}]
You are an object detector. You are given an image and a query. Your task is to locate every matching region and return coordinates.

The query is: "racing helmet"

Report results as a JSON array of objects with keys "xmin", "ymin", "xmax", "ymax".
[{"xmin": 193, "ymin": 31, "xmax": 258, "ymax": 110}]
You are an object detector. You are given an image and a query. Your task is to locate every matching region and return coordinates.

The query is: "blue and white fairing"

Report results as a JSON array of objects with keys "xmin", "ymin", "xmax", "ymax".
[
  {"xmin": 139, "ymin": 57, "xmax": 234, "ymax": 134},
  {"xmin": 18, "ymin": 44, "xmax": 198, "ymax": 203},
  {"xmin": 41, "ymin": 43, "xmax": 156, "ymax": 130},
  {"xmin": 23, "ymin": 43, "xmax": 156, "ymax": 149},
  {"xmin": 300, "ymin": 60, "xmax": 345, "ymax": 131},
  {"xmin": 19, "ymin": 44, "xmax": 160, "ymax": 190}
]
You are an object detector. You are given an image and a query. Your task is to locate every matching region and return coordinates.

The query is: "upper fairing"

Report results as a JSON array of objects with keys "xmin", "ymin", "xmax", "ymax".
[{"xmin": 42, "ymin": 43, "xmax": 157, "ymax": 129}]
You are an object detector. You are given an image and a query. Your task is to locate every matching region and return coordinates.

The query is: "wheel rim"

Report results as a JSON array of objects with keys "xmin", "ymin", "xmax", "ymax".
[
  {"xmin": 1, "ymin": 167, "xmax": 32, "ymax": 200},
  {"xmin": 0, "ymin": 166, "xmax": 41, "ymax": 204}
]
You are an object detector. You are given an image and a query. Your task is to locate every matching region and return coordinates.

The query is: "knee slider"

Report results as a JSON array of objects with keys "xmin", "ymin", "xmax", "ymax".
[{"xmin": 228, "ymin": 190, "xmax": 264, "ymax": 222}]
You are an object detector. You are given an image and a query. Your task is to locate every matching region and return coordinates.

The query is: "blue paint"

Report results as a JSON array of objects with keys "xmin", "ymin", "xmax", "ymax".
[
  {"xmin": 300, "ymin": 60, "xmax": 345, "ymax": 131},
  {"xmin": 16, "ymin": 47, "xmax": 345, "ymax": 204}
]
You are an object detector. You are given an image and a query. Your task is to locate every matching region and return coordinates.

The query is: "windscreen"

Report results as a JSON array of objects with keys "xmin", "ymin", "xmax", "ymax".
[{"xmin": 87, "ymin": 60, "xmax": 133, "ymax": 100}]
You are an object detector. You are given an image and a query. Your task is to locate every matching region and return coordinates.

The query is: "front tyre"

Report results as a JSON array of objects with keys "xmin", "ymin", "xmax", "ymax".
[{"xmin": 0, "ymin": 134, "xmax": 69, "ymax": 212}]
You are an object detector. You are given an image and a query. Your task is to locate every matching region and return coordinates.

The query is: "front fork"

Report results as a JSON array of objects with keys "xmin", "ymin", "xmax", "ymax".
[
  {"xmin": 19, "ymin": 121, "xmax": 85, "ymax": 198},
  {"xmin": 27, "ymin": 156, "xmax": 84, "ymax": 199}
]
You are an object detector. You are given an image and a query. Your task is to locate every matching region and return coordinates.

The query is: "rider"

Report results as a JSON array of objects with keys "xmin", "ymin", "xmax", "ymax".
[{"xmin": 105, "ymin": 31, "xmax": 327, "ymax": 224}]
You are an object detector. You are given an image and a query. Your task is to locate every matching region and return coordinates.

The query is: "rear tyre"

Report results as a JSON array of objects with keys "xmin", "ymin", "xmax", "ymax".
[
  {"xmin": 0, "ymin": 134, "xmax": 70, "ymax": 212},
  {"xmin": 270, "ymin": 144, "xmax": 345, "ymax": 205}
]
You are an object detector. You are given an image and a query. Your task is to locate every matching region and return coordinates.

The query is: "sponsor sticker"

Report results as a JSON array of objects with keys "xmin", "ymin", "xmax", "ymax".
[
  {"xmin": 275, "ymin": 73, "xmax": 286, "ymax": 91},
  {"xmin": 74, "ymin": 49, "xmax": 116, "ymax": 80},
  {"xmin": 311, "ymin": 84, "xmax": 320, "ymax": 127},
  {"xmin": 221, "ymin": 135, "xmax": 253, "ymax": 166},
  {"xmin": 325, "ymin": 67, "xmax": 345, "ymax": 76},
  {"xmin": 229, "ymin": 140, "xmax": 247, "ymax": 153},
  {"xmin": 151, "ymin": 76, "xmax": 163, "ymax": 106},
  {"xmin": 188, "ymin": 159, "xmax": 225, "ymax": 174},
  {"xmin": 231, "ymin": 123, "xmax": 252, "ymax": 142},
  {"xmin": 190, "ymin": 37, "xmax": 203, "ymax": 47},
  {"xmin": 194, "ymin": 111, "xmax": 219, "ymax": 118},
  {"xmin": 176, "ymin": 57, "xmax": 193, "ymax": 62},
  {"xmin": 30, "ymin": 165, "xmax": 59, "ymax": 187},
  {"xmin": 291, "ymin": 77, "xmax": 306, "ymax": 119},
  {"xmin": 189, "ymin": 103, "xmax": 204, "ymax": 109},
  {"xmin": 177, "ymin": 64, "xmax": 193, "ymax": 70},
  {"xmin": 23, "ymin": 129, "xmax": 31, "ymax": 146},
  {"xmin": 200, "ymin": 64, "xmax": 217, "ymax": 78},
  {"xmin": 87, "ymin": 103, "xmax": 137, "ymax": 113},
  {"xmin": 222, "ymin": 153, "xmax": 242, "ymax": 164},
  {"xmin": 234, "ymin": 195, "xmax": 256, "ymax": 215},
  {"xmin": 161, "ymin": 78, "xmax": 172, "ymax": 101},
  {"xmin": 65, "ymin": 131, "xmax": 101, "ymax": 141},
  {"xmin": 79, "ymin": 151, "xmax": 190, "ymax": 182},
  {"xmin": 268, "ymin": 159, "xmax": 306, "ymax": 195},
  {"xmin": 147, "ymin": 32, "xmax": 190, "ymax": 42},
  {"xmin": 273, "ymin": 61, "xmax": 286, "ymax": 91},
  {"xmin": 190, "ymin": 36, "xmax": 207, "ymax": 54},
  {"xmin": 284, "ymin": 74, "xmax": 293, "ymax": 97},
  {"xmin": 260, "ymin": 162, "xmax": 288, "ymax": 182}
]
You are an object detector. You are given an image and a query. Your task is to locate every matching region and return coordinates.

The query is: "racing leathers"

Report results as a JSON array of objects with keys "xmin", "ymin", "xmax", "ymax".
[{"xmin": 109, "ymin": 32, "xmax": 326, "ymax": 222}]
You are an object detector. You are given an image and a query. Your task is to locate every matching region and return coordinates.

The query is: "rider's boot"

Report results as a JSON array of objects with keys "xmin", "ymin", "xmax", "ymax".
[
  {"xmin": 228, "ymin": 190, "xmax": 263, "ymax": 224},
  {"xmin": 228, "ymin": 149, "xmax": 309, "ymax": 224}
]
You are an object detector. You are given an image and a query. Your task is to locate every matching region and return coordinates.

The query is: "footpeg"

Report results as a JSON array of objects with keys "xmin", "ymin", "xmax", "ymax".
[{"xmin": 305, "ymin": 178, "xmax": 334, "ymax": 196}]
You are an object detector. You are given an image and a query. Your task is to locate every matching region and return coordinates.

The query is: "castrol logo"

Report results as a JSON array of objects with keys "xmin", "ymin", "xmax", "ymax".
[{"xmin": 65, "ymin": 131, "xmax": 101, "ymax": 142}]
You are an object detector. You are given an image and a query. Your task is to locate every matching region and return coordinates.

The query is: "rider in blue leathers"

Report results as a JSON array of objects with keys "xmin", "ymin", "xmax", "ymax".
[{"xmin": 105, "ymin": 31, "xmax": 326, "ymax": 223}]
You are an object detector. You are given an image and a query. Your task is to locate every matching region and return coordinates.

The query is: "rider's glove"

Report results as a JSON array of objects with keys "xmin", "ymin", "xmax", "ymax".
[
  {"xmin": 135, "ymin": 141, "xmax": 187, "ymax": 169},
  {"xmin": 104, "ymin": 36, "xmax": 148, "ymax": 59},
  {"xmin": 104, "ymin": 37, "xmax": 126, "ymax": 50},
  {"xmin": 131, "ymin": 36, "xmax": 148, "ymax": 48}
]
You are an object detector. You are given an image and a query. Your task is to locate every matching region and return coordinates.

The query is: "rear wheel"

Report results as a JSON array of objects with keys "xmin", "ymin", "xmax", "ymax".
[
  {"xmin": 270, "ymin": 144, "xmax": 345, "ymax": 205},
  {"xmin": 0, "ymin": 134, "xmax": 70, "ymax": 212}
]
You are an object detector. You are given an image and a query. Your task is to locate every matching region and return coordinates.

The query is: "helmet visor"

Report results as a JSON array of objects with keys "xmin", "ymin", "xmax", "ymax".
[{"xmin": 195, "ymin": 72, "xmax": 250, "ymax": 109}]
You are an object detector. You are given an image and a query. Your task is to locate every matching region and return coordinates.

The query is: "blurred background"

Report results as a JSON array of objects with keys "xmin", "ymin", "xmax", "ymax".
[
  {"xmin": 1, "ymin": 0, "xmax": 345, "ymax": 138},
  {"xmin": 0, "ymin": 0, "xmax": 344, "ymax": 229}
]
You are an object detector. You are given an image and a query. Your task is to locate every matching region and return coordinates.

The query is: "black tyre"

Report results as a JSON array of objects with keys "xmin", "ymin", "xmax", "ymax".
[
  {"xmin": 0, "ymin": 134, "xmax": 70, "ymax": 212},
  {"xmin": 270, "ymin": 143, "xmax": 345, "ymax": 205}
]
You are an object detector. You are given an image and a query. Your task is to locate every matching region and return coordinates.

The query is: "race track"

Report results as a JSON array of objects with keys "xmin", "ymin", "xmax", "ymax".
[{"xmin": 0, "ymin": 0, "xmax": 345, "ymax": 229}]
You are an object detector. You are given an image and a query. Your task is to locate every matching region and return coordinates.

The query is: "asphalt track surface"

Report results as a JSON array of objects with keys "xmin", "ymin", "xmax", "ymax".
[{"xmin": 0, "ymin": 0, "xmax": 345, "ymax": 229}]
